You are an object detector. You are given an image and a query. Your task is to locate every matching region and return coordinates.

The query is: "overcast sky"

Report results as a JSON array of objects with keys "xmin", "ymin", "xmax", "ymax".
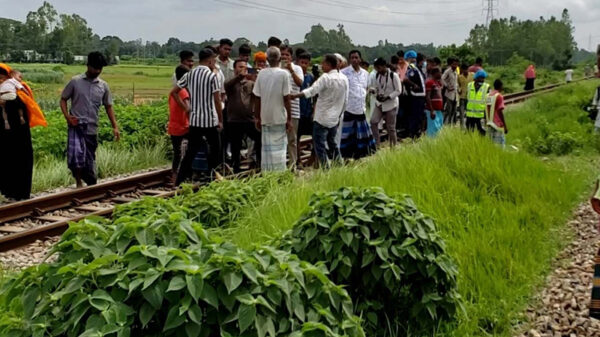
[{"xmin": 1, "ymin": 0, "xmax": 599, "ymax": 51}]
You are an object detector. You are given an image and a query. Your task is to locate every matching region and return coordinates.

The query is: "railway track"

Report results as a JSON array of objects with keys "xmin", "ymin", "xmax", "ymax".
[
  {"xmin": 0, "ymin": 78, "xmax": 593, "ymax": 253},
  {"xmin": 0, "ymin": 138, "xmax": 313, "ymax": 252},
  {"xmin": 503, "ymin": 77, "xmax": 591, "ymax": 105}
]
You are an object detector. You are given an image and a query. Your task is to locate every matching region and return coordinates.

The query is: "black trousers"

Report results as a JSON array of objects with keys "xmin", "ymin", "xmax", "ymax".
[
  {"xmin": 466, "ymin": 117, "xmax": 486, "ymax": 136},
  {"xmin": 229, "ymin": 122, "xmax": 261, "ymax": 172},
  {"xmin": 524, "ymin": 78, "xmax": 535, "ymax": 91},
  {"xmin": 407, "ymin": 97, "xmax": 426, "ymax": 138},
  {"xmin": 170, "ymin": 135, "xmax": 187, "ymax": 173},
  {"xmin": 176, "ymin": 126, "xmax": 221, "ymax": 185}
]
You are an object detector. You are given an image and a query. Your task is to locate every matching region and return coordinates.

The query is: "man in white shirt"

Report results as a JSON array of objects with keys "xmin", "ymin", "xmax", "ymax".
[
  {"xmin": 252, "ymin": 47, "xmax": 292, "ymax": 172},
  {"xmin": 565, "ymin": 68, "xmax": 574, "ymax": 83},
  {"xmin": 280, "ymin": 45, "xmax": 304, "ymax": 168},
  {"xmin": 370, "ymin": 57, "xmax": 402, "ymax": 147},
  {"xmin": 442, "ymin": 57, "xmax": 459, "ymax": 125},
  {"xmin": 340, "ymin": 50, "xmax": 376, "ymax": 159},
  {"xmin": 291, "ymin": 54, "xmax": 349, "ymax": 169}
]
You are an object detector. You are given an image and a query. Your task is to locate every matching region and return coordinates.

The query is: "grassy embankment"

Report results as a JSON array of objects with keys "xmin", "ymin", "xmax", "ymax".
[{"xmin": 222, "ymin": 80, "xmax": 600, "ymax": 336}]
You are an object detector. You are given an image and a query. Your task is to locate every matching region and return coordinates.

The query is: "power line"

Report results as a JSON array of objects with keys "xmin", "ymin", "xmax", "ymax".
[
  {"xmin": 305, "ymin": 0, "xmax": 481, "ymax": 17},
  {"xmin": 213, "ymin": 0, "xmax": 479, "ymax": 28}
]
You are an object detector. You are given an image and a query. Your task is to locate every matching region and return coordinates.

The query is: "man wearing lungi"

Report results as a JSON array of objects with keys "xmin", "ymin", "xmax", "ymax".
[
  {"xmin": 252, "ymin": 47, "xmax": 292, "ymax": 172},
  {"xmin": 60, "ymin": 52, "xmax": 120, "ymax": 188}
]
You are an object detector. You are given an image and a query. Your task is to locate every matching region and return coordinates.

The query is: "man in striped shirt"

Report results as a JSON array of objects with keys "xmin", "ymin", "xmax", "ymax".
[{"xmin": 171, "ymin": 48, "xmax": 224, "ymax": 184}]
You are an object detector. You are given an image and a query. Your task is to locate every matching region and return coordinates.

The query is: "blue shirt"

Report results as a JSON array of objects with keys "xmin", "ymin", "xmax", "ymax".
[{"xmin": 300, "ymin": 73, "xmax": 314, "ymax": 119}]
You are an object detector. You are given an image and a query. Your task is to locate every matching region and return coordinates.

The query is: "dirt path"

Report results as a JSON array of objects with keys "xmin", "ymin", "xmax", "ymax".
[{"xmin": 517, "ymin": 203, "xmax": 600, "ymax": 337}]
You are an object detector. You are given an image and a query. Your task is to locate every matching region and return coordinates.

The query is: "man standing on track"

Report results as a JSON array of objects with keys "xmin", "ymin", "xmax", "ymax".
[
  {"xmin": 340, "ymin": 50, "xmax": 375, "ymax": 159},
  {"xmin": 403, "ymin": 51, "xmax": 426, "ymax": 139},
  {"xmin": 465, "ymin": 70, "xmax": 490, "ymax": 135},
  {"xmin": 171, "ymin": 48, "xmax": 224, "ymax": 184},
  {"xmin": 252, "ymin": 47, "xmax": 292, "ymax": 172},
  {"xmin": 60, "ymin": 52, "xmax": 120, "ymax": 188},
  {"xmin": 225, "ymin": 59, "xmax": 260, "ymax": 172},
  {"xmin": 442, "ymin": 57, "xmax": 459, "ymax": 125},
  {"xmin": 280, "ymin": 45, "xmax": 304, "ymax": 169},
  {"xmin": 291, "ymin": 54, "xmax": 349, "ymax": 169}
]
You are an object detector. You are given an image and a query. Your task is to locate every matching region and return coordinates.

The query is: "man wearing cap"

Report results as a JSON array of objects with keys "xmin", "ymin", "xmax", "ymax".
[
  {"xmin": 465, "ymin": 69, "xmax": 490, "ymax": 135},
  {"xmin": 60, "ymin": 51, "xmax": 120, "ymax": 188},
  {"xmin": 403, "ymin": 50, "xmax": 427, "ymax": 138}
]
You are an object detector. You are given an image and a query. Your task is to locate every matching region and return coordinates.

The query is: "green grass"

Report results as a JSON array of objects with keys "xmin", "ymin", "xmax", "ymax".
[
  {"xmin": 507, "ymin": 80, "xmax": 600, "ymax": 155},
  {"xmin": 219, "ymin": 81, "xmax": 600, "ymax": 336},
  {"xmin": 31, "ymin": 141, "xmax": 169, "ymax": 193},
  {"xmin": 224, "ymin": 131, "xmax": 594, "ymax": 336}
]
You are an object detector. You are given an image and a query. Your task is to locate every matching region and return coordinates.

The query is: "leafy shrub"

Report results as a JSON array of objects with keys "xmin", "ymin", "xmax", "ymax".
[
  {"xmin": 114, "ymin": 173, "xmax": 294, "ymax": 228},
  {"xmin": 0, "ymin": 206, "xmax": 364, "ymax": 336},
  {"xmin": 279, "ymin": 187, "xmax": 462, "ymax": 335}
]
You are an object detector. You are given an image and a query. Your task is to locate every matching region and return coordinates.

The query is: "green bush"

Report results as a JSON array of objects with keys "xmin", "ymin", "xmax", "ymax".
[
  {"xmin": 279, "ymin": 187, "xmax": 461, "ymax": 336},
  {"xmin": 0, "ymin": 202, "xmax": 364, "ymax": 337}
]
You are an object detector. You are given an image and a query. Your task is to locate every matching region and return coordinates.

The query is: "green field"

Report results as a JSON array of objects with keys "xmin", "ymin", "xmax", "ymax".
[{"xmin": 13, "ymin": 63, "xmax": 175, "ymax": 107}]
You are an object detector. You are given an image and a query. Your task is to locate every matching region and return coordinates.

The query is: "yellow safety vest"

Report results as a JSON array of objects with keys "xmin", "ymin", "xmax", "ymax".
[
  {"xmin": 486, "ymin": 93, "xmax": 504, "ymax": 132},
  {"xmin": 466, "ymin": 82, "xmax": 489, "ymax": 118}
]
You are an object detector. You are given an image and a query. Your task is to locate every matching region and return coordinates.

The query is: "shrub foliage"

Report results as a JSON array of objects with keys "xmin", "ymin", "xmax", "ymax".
[
  {"xmin": 279, "ymin": 187, "xmax": 462, "ymax": 335},
  {"xmin": 0, "ymin": 205, "xmax": 364, "ymax": 337}
]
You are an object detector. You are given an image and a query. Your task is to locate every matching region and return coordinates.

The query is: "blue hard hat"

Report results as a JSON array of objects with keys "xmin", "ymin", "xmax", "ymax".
[
  {"xmin": 404, "ymin": 50, "xmax": 417, "ymax": 59},
  {"xmin": 474, "ymin": 69, "xmax": 488, "ymax": 80}
]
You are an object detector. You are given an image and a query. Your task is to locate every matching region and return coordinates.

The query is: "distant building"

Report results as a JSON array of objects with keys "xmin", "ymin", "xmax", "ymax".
[
  {"xmin": 74, "ymin": 55, "xmax": 86, "ymax": 62},
  {"xmin": 22, "ymin": 50, "xmax": 43, "ymax": 62}
]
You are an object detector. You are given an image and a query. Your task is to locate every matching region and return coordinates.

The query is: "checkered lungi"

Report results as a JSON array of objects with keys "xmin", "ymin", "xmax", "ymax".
[
  {"xmin": 261, "ymin": 124, "xmax": 288, "ymax": 172},
  {"xmin": 487, "ymin": 127, "xmax": 506, "ymax": 148},
  {"xmin": 340, "ymin": 111, "xmax": 376, "ymax": 159},
  {"xmin": 67, "ymin": 124, "xmax": 98, "ymax": 184}
]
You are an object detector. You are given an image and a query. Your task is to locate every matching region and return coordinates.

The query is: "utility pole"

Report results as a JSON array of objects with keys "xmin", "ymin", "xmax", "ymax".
[{"xmin": 483, "ymin": 0, "xmax": 499, "ymax": 27}]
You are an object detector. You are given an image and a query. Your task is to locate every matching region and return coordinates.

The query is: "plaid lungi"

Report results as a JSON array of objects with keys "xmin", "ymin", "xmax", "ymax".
[
  {"xmin": 487, "ymin": 127, "xmax": 506, "ymax": 148},
  {"xmin": 340, "ymin": 112, "xmax": 376, "ymax": 159},
  {"xmin": 67, "ymin": 124, "xmax": 98, "ymax": 184},
  {"xmin": 261, "ymin": 124, "xmax": 288, "ymax": 172}
]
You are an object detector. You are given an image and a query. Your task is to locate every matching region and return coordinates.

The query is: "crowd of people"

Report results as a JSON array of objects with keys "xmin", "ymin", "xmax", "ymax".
[
  {"xmin": 0, "ymin": 39, "xmax": 512, "ymax": 200},
  {"xmin": 166, "ymin": 37, "xmax": 509, "ymax": 183}
]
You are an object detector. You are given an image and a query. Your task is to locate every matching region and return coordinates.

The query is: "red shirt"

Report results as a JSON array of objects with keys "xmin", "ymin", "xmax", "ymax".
[
  {"xmin": 489, "ymin": 90, "xmax": 505, "ymax": 129},
  {"xmin": 168, "ymin": 89, "xmax": 190, "ymax": 136},
  {"xmin": 425, "ymin": 79, "xmax": 444, "ymax": 111}
]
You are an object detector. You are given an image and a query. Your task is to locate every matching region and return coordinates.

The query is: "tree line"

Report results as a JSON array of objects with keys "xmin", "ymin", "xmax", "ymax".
[{"xmin": 0, "ymin": 1, "xmax": 594, "ymax": 68}]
